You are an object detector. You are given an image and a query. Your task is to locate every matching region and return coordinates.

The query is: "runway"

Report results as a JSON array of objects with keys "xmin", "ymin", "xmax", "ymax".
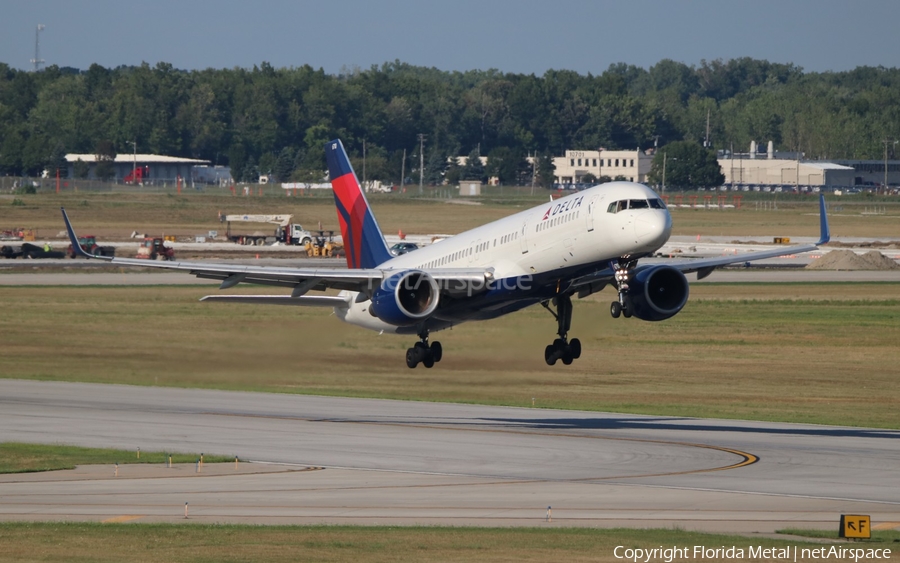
[{"xmin": 1, "ymin": 379, "xmax": 898, "ymax": 532}]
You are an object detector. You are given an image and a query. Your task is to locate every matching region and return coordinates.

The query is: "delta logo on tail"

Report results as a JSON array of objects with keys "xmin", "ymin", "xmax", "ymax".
[{"xmin": 325, "ymin": 140, "xmax": 392, "ymax": 269}]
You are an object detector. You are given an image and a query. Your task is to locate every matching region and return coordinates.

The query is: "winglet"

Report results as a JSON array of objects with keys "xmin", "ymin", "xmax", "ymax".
[
  {"xmin": 816, "ymin": 194, "xmax": 830, "ymax": 245},
  {"xmin": 60, "ymin": 207, "xmax": 112, "ymax": 261}
]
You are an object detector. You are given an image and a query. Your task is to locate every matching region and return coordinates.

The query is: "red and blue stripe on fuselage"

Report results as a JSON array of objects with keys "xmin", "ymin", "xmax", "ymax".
[{"xmin": 325, "ymin": 139, "xmax": 393, "ymax": 269}]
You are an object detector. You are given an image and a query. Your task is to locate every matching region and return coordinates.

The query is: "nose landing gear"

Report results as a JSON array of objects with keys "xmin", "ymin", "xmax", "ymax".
[
  {"xmin": 610, "ymin": 259, "xmax": 636, "ymax": 319},
  {"xmin": 541, "ymin": 294, "xmax": 582, "ymax": 366}
]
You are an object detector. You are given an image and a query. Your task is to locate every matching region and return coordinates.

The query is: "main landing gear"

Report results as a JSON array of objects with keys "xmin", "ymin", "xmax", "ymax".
[
  {"xmin": 542, "ymin": 294, "xmax": 582, "ymax": 366},
  {"xmin": 609, "ymin": 259, "xmax": 636, "ymax": 319},
  {"xmin": 406, "ymin": 328, "xmax": 443, "ymax": 369}
]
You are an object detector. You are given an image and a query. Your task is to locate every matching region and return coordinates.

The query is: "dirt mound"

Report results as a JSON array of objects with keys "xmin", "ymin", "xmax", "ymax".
[{"xmin": 807, "ymin": 249, "xmax": 900, "ymax": 270}]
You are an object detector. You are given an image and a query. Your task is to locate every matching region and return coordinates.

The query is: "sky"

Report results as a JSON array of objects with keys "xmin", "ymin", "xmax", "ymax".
[{"xmin": 2, "ymin": 0, "xmax": 899, "ymax": 75}]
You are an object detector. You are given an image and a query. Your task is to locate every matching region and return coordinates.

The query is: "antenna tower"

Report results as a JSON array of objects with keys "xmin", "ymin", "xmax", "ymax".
[{"xmin": 30, "ymin": 24, "xmax": 46, "ymax": 71}]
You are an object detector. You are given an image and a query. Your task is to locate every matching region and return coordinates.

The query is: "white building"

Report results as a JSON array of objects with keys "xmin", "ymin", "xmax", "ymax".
[
  {"xmin": 718, "ymin": 142, "xmax": 855, "ymax": 188},
  {"xmin": 65, "ymin": 153, "xmax": 210, "ymax": 184},
  {"xmin": 553, "ymin": 149, "xmax": 653, "ymax": 185}
]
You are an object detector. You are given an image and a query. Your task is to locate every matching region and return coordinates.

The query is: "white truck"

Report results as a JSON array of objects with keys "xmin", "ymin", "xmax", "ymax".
[{"xmin": 222, "ymin": 214, "xmax": 314, "ymax": 246}]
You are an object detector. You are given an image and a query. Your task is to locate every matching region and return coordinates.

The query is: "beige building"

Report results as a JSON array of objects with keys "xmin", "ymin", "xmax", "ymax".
[
  {"xmin": 719, "ymin": 156, "xmax": 855, "ymax": 187},
  {"xmin": 718, "ymin": 141, "xmax": 856, "ymax": 188},
  {"xmin": 553, "ymin": 149, "xmax": 653, "ymax": 185}
]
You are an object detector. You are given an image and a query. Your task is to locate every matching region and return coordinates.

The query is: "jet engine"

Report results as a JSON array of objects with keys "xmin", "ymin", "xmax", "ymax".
[
  {"xmin": 627, "ymin": 265, "xmax": 689, "ymax": 321},
  {"xmin": 369, "ymin": 270, "xmax": 440, "ymax": 326}
]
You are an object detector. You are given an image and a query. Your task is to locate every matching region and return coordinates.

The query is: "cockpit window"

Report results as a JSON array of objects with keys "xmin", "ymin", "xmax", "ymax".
[{"xmin": 608, "ymin": 198, "xmax": 665, "ymax": 213}]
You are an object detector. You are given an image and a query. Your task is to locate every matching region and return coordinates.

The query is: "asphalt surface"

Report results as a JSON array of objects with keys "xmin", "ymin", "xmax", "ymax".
[{"xmin": 1, "ymin": 380, "xmax": 898, "ymax": 531}]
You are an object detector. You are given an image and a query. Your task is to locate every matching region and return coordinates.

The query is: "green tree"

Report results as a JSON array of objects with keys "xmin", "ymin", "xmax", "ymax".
[
  {"xmin": 536, "ymin": 151, "xmax": 556, "ymax": 189},
  {"xmin": 21, "ymin": 132, "xmax": 52, "ymax": 176},
  {"xmin": 272, "ymin": 146, "xmax": 296, "ymax": 182},
  {"xmin": 94, "ymin": 140, "xmax": 116, "ymax": 181},
  {"xmin": 648, "ymin": 141, "xmax": 724, "ymax": 190},
  {"xmin": 444, "ymin": 157, "xmax": 462, "ymax": 185},
  {"xmin": 486, "ymin": 146, "xmax": 527, "ymax": 185},
  {"xmin": 0, "ymin": 128, "xmax": 25, "ymax": 175},
  {"xmin": 73, "ymin": 158, "xmax": 89, "ymax": 179},
  {"xmin": 462, "ymin": 147, "xmax": 485, "ymax": 181},
  {"xmin": 47, "ymin": 142, "xmax": 68, "ymax": 177}
]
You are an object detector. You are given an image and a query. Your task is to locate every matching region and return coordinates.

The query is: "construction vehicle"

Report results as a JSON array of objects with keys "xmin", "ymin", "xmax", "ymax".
[
  {"xmin": 221, "ymin": 214, "xmax": 314, "ymax": 246},
  {"xmin": 135, "ymin": 237, "xmax": 175, "ymax": 261},
  {"xmin": 0, "ymin": 229, "xmax": 36, "ymax": 242},
  {"xmin": 67, "ymin": 235, "xmax": 116, "ymax": 259},
  {"xmin": 305, "ymin": 230, "xmax": 344, "ymax": 258},
  {"xmin": 2, "ymin": 243, "xmax": 64, "ymax": 259}
]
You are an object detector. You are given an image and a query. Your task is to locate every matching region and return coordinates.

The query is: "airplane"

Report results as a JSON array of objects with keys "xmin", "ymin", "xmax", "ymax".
[{"xmin": 62, "ymin": 139, "xmax": 830, "ymax": 369}]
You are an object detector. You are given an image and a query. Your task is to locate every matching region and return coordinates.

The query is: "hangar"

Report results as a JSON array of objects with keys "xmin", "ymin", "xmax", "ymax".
[
  {"xmin": 718, "ymin": 142, "xmax": 855, "ymax": 189},
  {"xmin": 65, "ymin": 153, "xmax": 210, "ymax": 185}
]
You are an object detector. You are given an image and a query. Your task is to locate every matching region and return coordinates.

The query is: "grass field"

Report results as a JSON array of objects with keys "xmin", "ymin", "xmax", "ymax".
[
  {"xmin": 0, "ymin": 443, "xmax": 231, "ymax": 474},
  {"xmin": 0, "ymin": 523, "xmax": 822, "ymax": 563},
  {"xmin": 778, "ymin": 527, "xmax": 900, "ymax": 542},
  {"xmin": 1, "ymin": 283, "xmax": 897, "ymax": 428},
  {"xmin": 2, "ymin": 190, "xmax": 899, "ymax": 240}
]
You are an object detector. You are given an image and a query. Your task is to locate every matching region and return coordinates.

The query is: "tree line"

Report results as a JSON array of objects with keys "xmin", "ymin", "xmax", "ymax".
[{"xmin": 1, "ymin": 58, "xmax": 898, "ymax": 187}]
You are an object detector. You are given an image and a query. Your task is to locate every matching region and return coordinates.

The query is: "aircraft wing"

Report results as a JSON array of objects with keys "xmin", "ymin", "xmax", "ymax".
[
  {"xmin": 62, "ymin": 208, "xmax": 491, "ymax": 297},
  {"xmin": 571, "ymin": 194, "xmax": 831, "ymax": 296}
]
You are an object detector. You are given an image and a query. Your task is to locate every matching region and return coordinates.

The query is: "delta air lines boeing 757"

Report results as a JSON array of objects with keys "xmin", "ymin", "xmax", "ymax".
[{"xmin": 62, "ymin": 139, "xmax": 830, "ymax": 368}]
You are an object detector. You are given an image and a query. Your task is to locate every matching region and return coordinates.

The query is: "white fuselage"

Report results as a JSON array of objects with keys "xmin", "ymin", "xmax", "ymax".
[{"xmin": 337, "ymin": 181, "xmax": 672, "ymax": 333}]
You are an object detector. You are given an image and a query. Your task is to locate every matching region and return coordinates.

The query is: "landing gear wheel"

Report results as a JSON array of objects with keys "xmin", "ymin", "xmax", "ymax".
[
  {"xmin": 544, "ymin": 344, "xmax": 557, "ymax": 366},
  {"xmin": 430, "ymin": 341, "xmax": 442, "ymax": 363},
  {"xmin": 407, "ymin": 328, "xmax": 440, "ymax": 368},
  {"xmin": 610, "ymin": 301, "xmax": 621, "ymax": 318},
  {"xmin": 622, "ymin": 304, "xmax": 633, "ymax": 318},
  {"xmin": 542, "ymin": 295, "xmax": 584, "ymax": 366},
  {"xmin": 569, "ymin": 338, "xmax": 581, "ymax": 359},
  {"xmin": 405, "ymin": 348, "xmax": 418, "ymax": 369}
]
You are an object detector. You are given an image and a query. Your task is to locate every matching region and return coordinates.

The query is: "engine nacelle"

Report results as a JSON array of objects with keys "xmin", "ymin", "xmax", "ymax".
[
  {"xmin": 627, "ymin": 265, "xmax": 689, "ymax": 321},
  {"xmin": 370, "ymin": 270, "xmax": 440, "ymax": 326}
]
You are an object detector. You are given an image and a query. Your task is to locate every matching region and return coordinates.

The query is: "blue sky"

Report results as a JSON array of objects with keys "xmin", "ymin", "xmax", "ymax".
[{"xmin": 2, "ymin": 0, "xmax": 898, "ymax": 74}]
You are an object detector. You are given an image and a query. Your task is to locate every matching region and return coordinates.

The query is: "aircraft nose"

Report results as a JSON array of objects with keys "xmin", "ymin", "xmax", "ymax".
[{"xmin": 634, "ymin": 210, "xmax": 671, "ymax": 245}]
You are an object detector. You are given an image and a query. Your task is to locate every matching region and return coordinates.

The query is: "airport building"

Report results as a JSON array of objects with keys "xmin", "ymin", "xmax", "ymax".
[
  {"xmin": 719, "ymin": 155, "xmax": 855, "ymax": 188},
  {"xmin": 831, "ymin": 159, "xmax": 900, "ymax": 188},
  {"xmin": 553, "ymin": 149, "xmax": 653, "ymax": 185},
  {"xmin": 717, "ymin": 141, "xmax": 900, "ymax": 190},
  {"xmin": 65, "ymin": 153, "xmax": 211, "ymax": 184}
]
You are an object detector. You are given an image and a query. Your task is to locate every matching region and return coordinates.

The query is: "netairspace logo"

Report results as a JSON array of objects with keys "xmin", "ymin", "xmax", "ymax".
[{"xmin": 613, "ymin": 545, "xmax": 892, "ymax": 562}]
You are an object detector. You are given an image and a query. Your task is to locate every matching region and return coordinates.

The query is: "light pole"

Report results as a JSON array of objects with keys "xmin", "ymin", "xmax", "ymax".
[
  {"xmin": 417, "ymin": 134, "xmax": 426, "ymax": 195},
  {"xmin": 661, "ymin": 152, "xmax": 666, "ymax": 194},
  {"xmin": 662, "ymin": 154, "xmax": 678, "ymax": 194},
  {"xmin": 883, "ymin": 139, "xmax": 897, "ymax": 195},
  {"xmin": 128, "ymin": 140, "xmax": 137, "ymax": 185}
]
